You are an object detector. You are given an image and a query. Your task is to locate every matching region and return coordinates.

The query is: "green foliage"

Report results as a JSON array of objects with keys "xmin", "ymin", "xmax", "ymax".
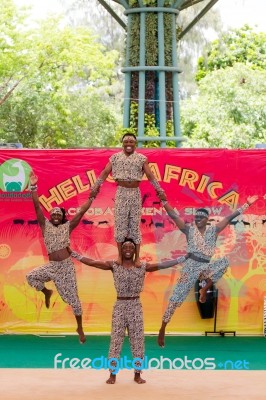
[
  {"xmin": 0, "ymin": 0, "xmax": 122, "ymax": 148},
  {"xmin": 164, "ymin": 13, "xmax": 173, "ymax": 67},
  {"xmin": 145, "ymin": 14, "xmax": 158, "ymax": 66},
  {"xmin": 129, "ymin": 14, "xmax": 140, "ymax": 66},
  {"xmin": 181, "ymin": 63, "xmax": 266, "ymax": 148},
  {"xmin": 127, "ymin": 101, "xmax": 176, "ymax": 148},
  {"xmin": 196, "ymin": 25, "xmax": 266, "ymax": 82}
]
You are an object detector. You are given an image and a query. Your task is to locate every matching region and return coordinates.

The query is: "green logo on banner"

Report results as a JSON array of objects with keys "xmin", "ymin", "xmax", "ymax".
[{"xmin": 0, "ymin": 159, "xmax": 31, "ymax": 192}]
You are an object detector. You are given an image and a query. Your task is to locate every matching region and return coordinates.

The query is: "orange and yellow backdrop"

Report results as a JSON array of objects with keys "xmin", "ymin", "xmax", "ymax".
[{"xmin": 0, "ymin": 149, "xmax": 265, "ymax": 334}]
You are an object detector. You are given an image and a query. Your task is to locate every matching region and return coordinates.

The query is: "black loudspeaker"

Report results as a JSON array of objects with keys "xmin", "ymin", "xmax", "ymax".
[{"xmin": 195, "ymin": 279, "xmax": 217, "ymax": 319}]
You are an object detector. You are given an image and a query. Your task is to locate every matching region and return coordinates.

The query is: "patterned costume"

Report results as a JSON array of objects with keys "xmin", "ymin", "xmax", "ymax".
[
  {"xmin": 108, "ymin": 261, "xmax": 146, "ymax": 371},
  {"xmin": 163, "ymin": 225, "xmax": 229, "ymax": 323},
  {"xmin": 110, "ymin": 151, "xmax": 147, "ymax": 244},
  {"xmin": 26, "ymin": 219, "xmax": 82, "ymax": 315}
]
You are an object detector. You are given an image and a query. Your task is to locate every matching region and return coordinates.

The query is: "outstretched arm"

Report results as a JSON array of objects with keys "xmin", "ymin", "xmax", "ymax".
[
  {"xmin": 146, "ymin": 256, "xmax": 185, "ymax": 272},
  {"xmin": 69, "ymin": 194, "xmax": 96, "ymax": 231},
  {"xmin": 29, "ymin": 171, "xmax": 45, "ymax": 230},
  {"xmin": 90, "ymin": 161, "xmax": 112, "ymax": 197},
  {"xmin": 143, "ymin": 161, "xmax": 164, "ymax": 194},
  {"xmin": 216, "ymin": 195, "xmax": 259, "ymax": 233},
  {"xmin": 157, "ymin": 191, "xmax": 186, "ymax": 231},
  {"xmin": 71, "ymin": 251, "xmax": 112, "ymax": 270}
]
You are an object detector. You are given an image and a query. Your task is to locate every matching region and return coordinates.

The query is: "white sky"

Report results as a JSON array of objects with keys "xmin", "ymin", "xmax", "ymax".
[{"xmin": 14, "ymin": 0, "xmax": 266, "ymax": 32}]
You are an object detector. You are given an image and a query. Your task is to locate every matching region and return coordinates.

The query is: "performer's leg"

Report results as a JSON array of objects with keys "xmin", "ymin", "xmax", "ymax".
[
  {"xmin": 114, "ymin": 187, "xmax": 131, "ymax": 264},
  {"xmin": 26, "ymin": 264, "xmax": 53, "ymax": 308},
  {"xmin": 128, "ymin": 188, "xmax": 142, "ymax": 264},
  {"xmin": 127, "ymin": 300, "xmax": 146, "ymax": 384},
  {"xmin": 107, "ymin": 301, "xmax": 126, "ymax": 384},
  {"xmin": 158, "ymin": 262, "xmax": 201, "ymax": 347},
  {"xmin": 199, "ymin": 258, "xmax": 229, "ymax": 303},
  {"xmin": 52, "ymin": 259, "xmax": 85, "ymax": 343}
]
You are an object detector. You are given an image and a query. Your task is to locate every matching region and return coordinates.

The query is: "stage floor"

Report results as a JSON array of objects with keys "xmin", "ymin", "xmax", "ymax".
[
  {"xmin": 1, "ymin": 335, "xmax": 266, "ymax": 399},
  {"xmin": 1, "ymin": 369, "xmax": 266, "ymax": 400}
]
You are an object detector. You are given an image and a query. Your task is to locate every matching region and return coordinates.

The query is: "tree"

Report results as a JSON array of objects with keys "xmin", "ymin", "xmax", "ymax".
[
  {"xmin": 0, "ymin": 0, "xmax": 122, "ymax": 148},
  {"xmin": 177, "ymin": 1, "xmax": 223, "ymax": 97},
  {"xmin": 181, "ymin": 63, "xmax": 266, "ymax": 148},
  {"xmin": 196, "ymin": 25, "xmax": 266, "ymax": 82}
]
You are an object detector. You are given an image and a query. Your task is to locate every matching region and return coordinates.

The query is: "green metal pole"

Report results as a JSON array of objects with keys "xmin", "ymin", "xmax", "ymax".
[
  {"xmin": 137, "ymin": 8, "xmax": 146, "ymax": 148},
  {"xmin": 157, "ymin": 1, "xmax": 166, "ymax": 148},
  {"xmin": 171, "ymin": 11, "xmax": 181, "ymax": 146},
  {"xmin": 123, "ymin": 13, "xmax": 132, "ymax": 128}
]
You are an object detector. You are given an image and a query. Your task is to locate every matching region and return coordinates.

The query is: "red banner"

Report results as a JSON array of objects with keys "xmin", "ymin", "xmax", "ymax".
[{"xmin": 0, "ymin": 149, "xmax": 265, "ymax": 334}]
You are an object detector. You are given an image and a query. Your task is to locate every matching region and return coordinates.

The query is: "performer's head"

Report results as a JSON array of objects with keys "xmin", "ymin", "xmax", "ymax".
[
  {"xmin": 121, "ymin": 132, "xmax": 137, "ymax": 154},
  {"xmin": 50, "ymin": 207, "xmax": 67, "ymax": 225},
  {"xmin": 121, "ymin": 238, "xmax": 136, "ymax": 261},
  {"xmin": 195, "ymin": 208, "xmax": 209, "ymax": 227}
]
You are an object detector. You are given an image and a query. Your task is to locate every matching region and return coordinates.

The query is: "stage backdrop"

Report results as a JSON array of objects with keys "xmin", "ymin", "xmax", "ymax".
[{"xmin": 0, "ymin": 149, "xmax": 265, "ymax": 335}]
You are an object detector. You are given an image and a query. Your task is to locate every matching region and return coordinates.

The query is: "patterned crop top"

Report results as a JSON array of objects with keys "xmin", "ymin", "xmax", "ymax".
[
  {"xmin": 112, "ymin": 261, "xmax": 146, "ymax": 297},
  {"xmin": 110, "ymin": 151, "xmax": 147, "ymax": 181},
  {"xmin": 43, "ymin": 219, "xmax": 70, "ymax": 254}
]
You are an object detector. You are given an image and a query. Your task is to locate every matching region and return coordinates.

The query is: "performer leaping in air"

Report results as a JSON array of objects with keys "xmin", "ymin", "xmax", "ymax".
[
  {"xmin": 26, "ymin": 170, "xmax": 97, "ymax": 344},
  {"xmin": 157, "ymin": 192, "xmax": 258, "ymax": 347},
  {"xmin": 90, "ymin": 132, "xmax": 164, "ymax": 266}
]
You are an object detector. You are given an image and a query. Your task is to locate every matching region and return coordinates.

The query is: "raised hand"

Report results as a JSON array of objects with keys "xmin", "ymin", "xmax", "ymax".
[
  {"xmin": 29, "ymin": 170, "xmax": 38, "ymax": 186},
  {"xmin": 247, "ymin": 195, "xmax": 259, "ymax": 206}
]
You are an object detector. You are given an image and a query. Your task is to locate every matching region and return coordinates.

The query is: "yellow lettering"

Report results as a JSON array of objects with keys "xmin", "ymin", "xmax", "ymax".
[
  {"xmin": 163, "ymin": 165, "xmax": 181, "ymax": 183},
  {"xmin": 86, "ymin": 170, "xmax": 97, "ymax": 186},
  {"xmin": 207, "ymin": 182, "xmax": 223, "ymax": 199},
  {"xmin": 57, "ymin": 179, "xmax": 77, "ymax": 201},
  {"xmin": 218, "ymin": 191, "xmax": 239, "ymax": 209},
  {"xmin": 179, "ymin": 169, "xmax": 199, "ymax": 190},
  {"xmin": 142, "ymin": 163, "xmax": 162, "ymax": 181},
  {"xmin": 72, "ymin": 175, "xmax": 90, "ymax": 193},
  {"xmin": 106, "ymin": 174, "xmax": 115, "ymax": 183},
  {"xmin": 196, "ymin": 175, "xmax": 211, "ymax": 193},
  {"xmin": 39, "ymin": 188, "xmax": 63, "ymax": 211}
]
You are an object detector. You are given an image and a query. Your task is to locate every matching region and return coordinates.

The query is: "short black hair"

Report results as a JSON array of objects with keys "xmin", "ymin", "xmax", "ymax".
[
  {"xmin": 121, "ymin": 133, "xmax": 137, "ymax": 142},
  {"xmin": 195, "ymin": 208, "xmax": 209, "ymax": 217}
]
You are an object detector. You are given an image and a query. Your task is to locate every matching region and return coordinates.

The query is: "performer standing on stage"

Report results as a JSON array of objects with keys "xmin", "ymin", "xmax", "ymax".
[
  {"xmin": 157, "ymin": 193, "xmax": 258, "ymax": 347},
  {"xmin": 26, "ymin": 170, "xmax": 97, "ymax": 344},
  {"xmin": 90, "ymin": 132, "xmax": 164, "ymax": 265},
  {"xmin": 70, "ymin": 239, "xmax": 184, "ymax": 384}
]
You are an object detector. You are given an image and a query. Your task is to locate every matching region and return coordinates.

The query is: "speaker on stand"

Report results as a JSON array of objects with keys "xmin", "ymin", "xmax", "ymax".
[{"xmin": 195, "ymin": 279, "xmax": 236, "ymax": 336}]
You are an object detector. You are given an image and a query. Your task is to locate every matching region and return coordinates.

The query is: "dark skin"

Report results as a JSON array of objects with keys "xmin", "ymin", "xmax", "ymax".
[
  {"xmin": 157, "ymin": 192, "xmax": 259, "ymax": 348},
  {"xmin": 90, "ymin": 134, "xmax": 164, "ymax": 267},
  {"xmin": 29, "ymin": 170, "xmax": 97, "ymax": 344},
  {"xmin": 71, "ymin": 242, "xmax": 181, "ymax": 384}
]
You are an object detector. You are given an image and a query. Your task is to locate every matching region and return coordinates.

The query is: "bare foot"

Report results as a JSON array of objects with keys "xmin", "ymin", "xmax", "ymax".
[
  {"xmin": 76, "ymin": 327, "xmax": 86, "ymax": 344},
  {"xmin": 158, "ymin": 327, "xmax": 165, "ymax": 347},
  {"xmin": 44, "ymin": 289, "xmax": 53, "ymax": 309},
  {"xmin": 199, "ymin": 289, "xmax": 206, "ymax": 303},
  {"xmin": 106, "ymin": 374, "xmax": 116, "ymax": 384},
  {"xmin": 134, "ymin": 373, "xmax": 146, "ymax": 384}
]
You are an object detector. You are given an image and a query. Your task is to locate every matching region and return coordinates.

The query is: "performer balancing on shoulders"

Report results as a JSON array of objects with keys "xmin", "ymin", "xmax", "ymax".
[
  {"xmin": 157, "ymin": 192, "xmax": 258, "ymax": 347},
  {"xmin": 90, "ymin": 132, "xmax": 164, "ymax": 266},
  {"xmin": 26, "ymin": 171, "xmax": 97, "ymax": 344}
]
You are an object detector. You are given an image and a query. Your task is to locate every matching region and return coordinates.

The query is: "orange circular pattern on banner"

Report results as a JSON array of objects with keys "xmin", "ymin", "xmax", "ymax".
[{"xmin": 0, "ymin": 244, "xmax": 11, "ymax": 259}]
